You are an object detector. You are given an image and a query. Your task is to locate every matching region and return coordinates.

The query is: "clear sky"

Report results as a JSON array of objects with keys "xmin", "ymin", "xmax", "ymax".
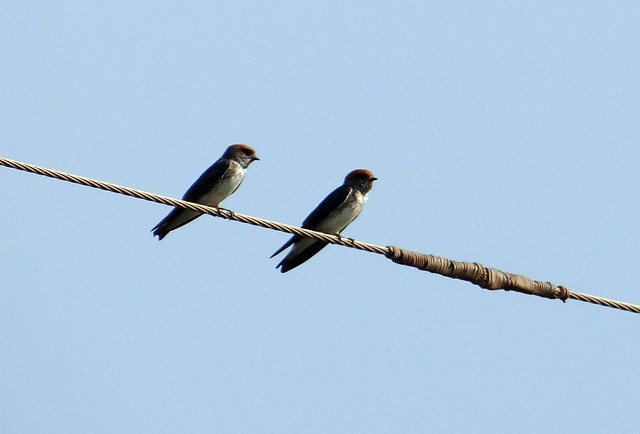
[{"xmin": 1, "ymin": 1, "xmax": 639, "ymax": 433}]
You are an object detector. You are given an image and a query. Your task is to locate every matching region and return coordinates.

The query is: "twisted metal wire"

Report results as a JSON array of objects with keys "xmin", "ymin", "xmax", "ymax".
[
  {"xmin": 1, "ymin": 155, "xmax": 638, "ymax": 315},
  {"xmin": 567, "ymin": 291, "xmax": 640, "ymax": 313}
]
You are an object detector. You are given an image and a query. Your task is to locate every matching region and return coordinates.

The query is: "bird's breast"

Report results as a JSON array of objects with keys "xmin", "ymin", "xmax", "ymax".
[
  {"xmin": 316, "ymin": 191, "xmax": 365, "ymax": 233},
  {"xmin": 199, "ymin": 163, "xmax": 245, "ymax": 206}
]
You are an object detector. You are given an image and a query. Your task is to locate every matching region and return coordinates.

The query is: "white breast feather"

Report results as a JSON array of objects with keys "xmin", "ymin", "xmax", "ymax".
[
  {"xmin": 315, "ymin": 190, "xmax": 366, "ymax": 234},
  {"xmin": 199, "ymin": 162, "xmax": 245, "ymax": 207}
]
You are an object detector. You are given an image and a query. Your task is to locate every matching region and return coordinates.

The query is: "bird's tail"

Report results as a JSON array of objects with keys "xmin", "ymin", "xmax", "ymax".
[{"xmin": 151, "ymin": 208, "xmax": 202, "ymax": 240}]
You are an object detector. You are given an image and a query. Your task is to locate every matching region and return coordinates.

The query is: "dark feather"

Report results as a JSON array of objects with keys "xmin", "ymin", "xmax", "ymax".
[
  {"xmin": 151, "ymin": 209, "xmax": 202, "ymax": 240},
  {"xmin": 182, "ymin": 159, "xmax": 232, "ymax": 202},
  {"xmin": 277, "ymin": 241, "xmax": 329, "ymax": 273},
  {"xmin": 270, "ymin": 235, "xmax": 299, "ymax": 258},
  {"xmin": 301, "ymin": 185, "xmax": 352, "ymax": 229}
]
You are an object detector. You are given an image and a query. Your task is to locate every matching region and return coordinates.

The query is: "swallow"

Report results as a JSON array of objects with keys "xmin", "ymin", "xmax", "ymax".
[
  {"xmin": 152, "ymin": 144, "xmax": 259, "ymax": 240},
  {"xmin": 271, "ymin": 169, "xmax": 377, "ymax": 272}
]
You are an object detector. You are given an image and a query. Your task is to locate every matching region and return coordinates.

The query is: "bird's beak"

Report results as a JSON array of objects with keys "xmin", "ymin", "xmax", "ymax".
[{"xmin": 253, "ymin": 156, "xmax": 260, "ymax": 161}]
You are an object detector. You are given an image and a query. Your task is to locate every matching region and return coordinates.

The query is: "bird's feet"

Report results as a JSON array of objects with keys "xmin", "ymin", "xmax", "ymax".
[
  {"xmin": 336, "ymin": 233, "xmax": 356, "ymax": 246},
  {"xmin": 217, "ymin": 206, "xmax": 235, "ymax": 219}
]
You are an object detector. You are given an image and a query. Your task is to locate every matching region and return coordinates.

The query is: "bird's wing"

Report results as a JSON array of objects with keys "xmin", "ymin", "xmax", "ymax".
[
  {"xmin": 301, "ymin": 185, "xmax": 352, "ymax": 229},
  {"xmin": 276, "ymin": 240, "xmax": 329, "ymax": 272},
  {"xmin": 151, "ymin": 208, "xmax": 201, "ymax": 240},
  {"xmin": 181, "ymin": 159, "xmax": 232, "ymax": 202},
  {"xmin": 270, "ymin": 235, "xmax": 298, "ymax": 258}
]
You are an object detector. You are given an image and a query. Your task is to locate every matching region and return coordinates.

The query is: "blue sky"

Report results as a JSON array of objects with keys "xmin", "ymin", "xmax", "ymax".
[{"xmin": 1, "ymin": 2, "xmax": 639, "ymax": 433}]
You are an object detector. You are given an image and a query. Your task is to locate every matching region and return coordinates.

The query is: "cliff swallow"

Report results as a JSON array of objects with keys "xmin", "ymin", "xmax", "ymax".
[
  {"xmin": 271, "ymin": 169, "xmax": 376, "ymax": 272},
  {"xmin": 152, "ymin": 144, "xmax": 259, "ymax": 240}
]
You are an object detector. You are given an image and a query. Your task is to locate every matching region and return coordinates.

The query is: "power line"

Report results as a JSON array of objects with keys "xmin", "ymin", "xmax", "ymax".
[{"xmin": 2, "ymin": 155, "xmax": 638, "ymax": 315}]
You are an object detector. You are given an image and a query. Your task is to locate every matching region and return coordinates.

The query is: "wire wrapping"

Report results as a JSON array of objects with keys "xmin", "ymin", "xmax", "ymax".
[{"xmin": 1, "ymin": 155, "xmax": 638, "ymax": 315}]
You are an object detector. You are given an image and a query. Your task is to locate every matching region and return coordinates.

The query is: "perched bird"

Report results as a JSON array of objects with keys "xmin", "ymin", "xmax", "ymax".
[
  {"xmin": 152, "ymin": 144, "xmax": 259, "ymax": 240},
  {"xmin": 271, "ymin": 169, "xmax": 377, "ymax": 273}
]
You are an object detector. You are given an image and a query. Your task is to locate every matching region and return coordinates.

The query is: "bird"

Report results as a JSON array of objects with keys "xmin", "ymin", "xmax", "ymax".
[
  {"xmin": 271, "ymin": 169, "xmax": 377, "ymax": 273},
  {"xmin": 151, "ymin": 144, "xmax": 259, "ymax": 240}
]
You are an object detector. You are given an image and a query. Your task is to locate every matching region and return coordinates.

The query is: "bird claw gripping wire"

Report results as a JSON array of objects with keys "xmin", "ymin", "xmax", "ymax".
[{"xmin": 217, "ymin": 207, "xmax": 235, "ymax": 220}]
